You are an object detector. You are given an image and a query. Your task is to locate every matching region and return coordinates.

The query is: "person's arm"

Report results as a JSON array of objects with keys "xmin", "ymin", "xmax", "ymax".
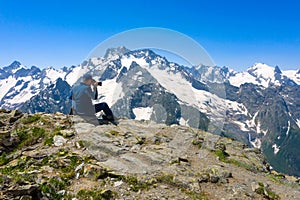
[
  {"xmin": 69, "ymin": 90, "xmax": 73, "ymax": 100},
  {"xmin": 93, "ymin": 86, "xmax": 98, "ymax": 100}
]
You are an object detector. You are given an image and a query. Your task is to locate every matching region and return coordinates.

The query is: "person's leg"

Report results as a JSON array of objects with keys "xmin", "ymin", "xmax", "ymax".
[{"xmin": 95, "ymin": 102, "xmax": 114, "ymax": 120}]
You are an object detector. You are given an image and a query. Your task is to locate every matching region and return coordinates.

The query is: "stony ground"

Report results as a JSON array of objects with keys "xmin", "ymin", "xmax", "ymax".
[{"xmin": 1, "ymin": 110, "xmax": 300, "ymax": 199}]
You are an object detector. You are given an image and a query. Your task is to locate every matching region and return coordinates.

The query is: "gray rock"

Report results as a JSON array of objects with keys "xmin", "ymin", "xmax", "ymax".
[
  {"xmin": 4, "ymin": 184, "xmax": 39, "ymax": 197},
  {"xmin": 0, "ymin": 120, "xmax": 6, "ymax": 127},
  {"xmin": 60, "ymin": 130, "xmax": 74, "ymax": 137},
  {"xmin": 53, "ymin": 135, "xmax": 67, "ymax": 147}
]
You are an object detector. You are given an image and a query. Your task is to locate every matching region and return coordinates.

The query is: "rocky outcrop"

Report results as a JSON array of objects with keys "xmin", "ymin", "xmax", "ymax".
[
  {"xmin": 0, "ymin": 110, "xmax": 300, "ymax": 199},
  {"xmin": 0, "ymin": 110, "xmax": 23, "ymax": 154}
]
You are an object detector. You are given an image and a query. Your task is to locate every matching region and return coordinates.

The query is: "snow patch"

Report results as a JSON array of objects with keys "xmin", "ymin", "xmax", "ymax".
[
  {"xmin": 143, "ymin": 65, "xmax": 249, "ymax": 127},
  {"xmin": 286, "ymin": 121, "xmax": 290, "ymax": 135},
  {"xmin": 9, "ymin": 79, "xmax": 41, "ymax": 104},
  {"xmin": 65, "ymin": 66, "xmax": 89, "ymax": 86},
  {"xmin": 249, "ymin": 63, "xmax": 275, "ymax": 80},
  {"xmin": 121, "ymin": 56, "xmax": 149, "ymax": 69},
  {"xmin": 272, "ymin": 144, "xmax": 280, "ymax": 155},
  {"xmin": 147, "ymin": 66, "xmax": 195, "ymax": 106},
  {"xmin": 245, "ymin": 111, "xmax": 258, "ymax": 129},
  {"xmin": 296, "ymin": 119, "xmax": 300, "ymax": 129},
  {"xmin": 256, "ymin": 121, "xmax": 261, "ymax": 134},
  {"xmin": 229, "ymin": 72, "xmax": 258, "ymax": 87},
  {"xmin": 179, "ymin": 117, "xmax": 188, "ymax": 126},
  {"xmin": 0, "ymin": 76, "xmax": 18, "ymax": 101},
  {"xmin": 43, "ymin": 68, "xmax": 66, "ymax": 85},
  {"xmin": 250, "ymin": 137, "xmax": 262, "ymax": 149},
  {"xmin": 12, "ymin": 64, "xmax": 26, "ymax": 73},
  {"xmin": 233, "ymin": 121, "xmax": 249, "ymax": 131},
  {"xmin": 94, "ymin": 79, "xmax": 124, "ymax": 106},
  {"xmin": 133, "ymin": 107, "xmax": 153, "ymax": 120},
  {"xmin": 282, "ymin": 70, "xmax": 300, "ymax": 85}
]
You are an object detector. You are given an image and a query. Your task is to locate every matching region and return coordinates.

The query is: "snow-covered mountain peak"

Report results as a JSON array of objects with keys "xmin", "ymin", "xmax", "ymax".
[
  {"xmin": 274, "ymin": 66, "xmax": 282, "ymax": 74},
  {"xmin": 247, "ymin": 63, "xmax": 275, "ymax": 79},
  {"xmin": 119, "ymin": 49, "xmax": 173, "ymax": 72},
  {"xmin": 4, "ymin": 60, "xmax": 22, "ymax": 69},
  {"xmin": 2, "ymin": 61, "xmax": 27, "ymax": 74},
  {"xmin": 229, "ymin": 63, "xmax": 288, "ymax": 87},
  {"xmin": 104, "ymin": 46, "xmax": 130, "ymax": 59}
]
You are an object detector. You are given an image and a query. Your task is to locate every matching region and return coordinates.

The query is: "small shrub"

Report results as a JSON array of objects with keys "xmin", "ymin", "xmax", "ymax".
[
  {"xmin": 32, "ymin": 127, "xmax": 45, "ymax": 138},
  {"xmin": 16, "ymin": 127, "xmax": 46, "ymax": 149},
  {"xmin": 214, "ymin": 150, "xmax": 229, "ymax": 161},
  {"xmin": 0, "ymin": 152, "xmax": 9, "ymax": 166},
  {"xmin": 77, "ymin": 188, "xmax": 115, "ymax": 200},
  {"xmin": 44, "ymin": 136, "xmax": 54, "ymax": 146},
  {"xmin": 267, "ymin": 173, "xmax": 285, "ymax": 184},
  {"xmin": 41, "ymin": 178, "xmax": 67, "ymax": 200},
  {"xmin": 183, "ymin": 189, "xmax": 210, "ymax": 200},
  {"xmin": 77, "ymin": 140, "xmax": 85, "ymax": 148},
  {"xmin": 121, "ymin": 176, "xmax": 150, "ymax": 192},
  {"xmin": 21, "ymin": 115, "xmax": 41, "ymax": 124},
  {"xmin": 255, "ymin": 182, "xmax": 280, "ymax": 200}
]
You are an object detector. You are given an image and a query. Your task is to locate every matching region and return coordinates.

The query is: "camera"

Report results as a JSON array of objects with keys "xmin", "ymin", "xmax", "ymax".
[{"xmin": 97, "ymin": 82, "xmax": 102, "ymax": 86}]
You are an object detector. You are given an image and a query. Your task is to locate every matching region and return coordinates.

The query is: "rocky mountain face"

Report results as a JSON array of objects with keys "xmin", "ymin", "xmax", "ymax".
[
  {"xmin": 20, "ymin": 78, "xmax": 72, "ymax": 114},
  {"xmin": 1, "ymin": 110, "xmax": 300, "ymax": 199},
  {"xmin": 0, "ymin": 47, "xmax": 300, "ymax": 177}
]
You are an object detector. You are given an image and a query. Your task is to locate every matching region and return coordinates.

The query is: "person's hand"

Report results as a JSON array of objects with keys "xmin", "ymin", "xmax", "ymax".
[{"xmin": 92, "ymin": 81, "xmax": 98, "ymax": 87}]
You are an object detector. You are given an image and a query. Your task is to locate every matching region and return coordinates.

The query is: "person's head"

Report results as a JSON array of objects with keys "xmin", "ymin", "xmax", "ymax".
[{"xmin": 82, "ymin": 73, "xmax": 95, "ymax": 86}]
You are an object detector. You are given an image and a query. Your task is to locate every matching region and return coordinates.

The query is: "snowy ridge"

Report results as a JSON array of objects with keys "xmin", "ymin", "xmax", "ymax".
[
  {"xmin": 43, "ymin": 67, "xmax": 66, "ymax": 85},
  {"xmin": 0, "ymin": 50, "xmax": 299, "ymax": 154},
  {"xmin": 119, "ymin": 54, "xmax": 249, "ymax": 127},
  {"xmin": 282, "ymin": 70, "xmax": 300, "ymax": 85},
  {"xmin": 0, "ymin": 76, "xmax": 19, "ymax": 102},
  {"xmin": 229, "ymin": 63, "xmax": 300, "ymax": 87},
  {"xmin": 0, "ymin": 48, "xmax": 299, "ymax": 178}
]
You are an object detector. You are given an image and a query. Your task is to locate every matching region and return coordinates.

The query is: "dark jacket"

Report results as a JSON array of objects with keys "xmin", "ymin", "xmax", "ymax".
[{"xmin": 70, "ymin": 82, "xmax": 98, "ymax": 116}]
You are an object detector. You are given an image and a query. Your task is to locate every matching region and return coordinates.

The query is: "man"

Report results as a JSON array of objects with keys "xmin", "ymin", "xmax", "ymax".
[{"xmin": 70, "ymin": 73, "xmax": 115, "ymax": 123}]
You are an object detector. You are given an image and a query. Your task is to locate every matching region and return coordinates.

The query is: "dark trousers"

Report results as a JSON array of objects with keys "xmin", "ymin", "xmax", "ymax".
[{"xmin": 95, "ymin": 102, "xmax": 113, "ymax": 119}]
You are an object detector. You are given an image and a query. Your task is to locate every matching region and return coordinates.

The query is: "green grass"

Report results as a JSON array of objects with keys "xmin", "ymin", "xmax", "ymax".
[
  {"xmin": 192, "ymin": 139, "xmax": 203, "ymax": 149},
  {"xmin": 121, "ymin": 176, "xmax": 150, "ymax": 192},
  {"xmin": 0, "ymin": 152, "xmax": 9, "ymax": 166},
  {"xmin": 16, "ymin": 127, "xmax": 46, "ymax": 149},
  {"xmin": 119, "ymin": 173, "xmax": 209, "ymax": 199},
  {"xmin": 213, "ymin": 150, "xmax": 257, "ymax": 172},
  {"xmin": 183, "ymin": 189, "xmax": 209, "ymax": 200},
  {"xmin": 255, "ymin": 182, "xmax": 280, "ymax": 200},
  {"xmin": 77, "ymin": 140, "xmax": 85, "ymax": 148},
  {"xmin": 44, "ymin": 135, "xmax": 54, "ymax": 146},
  {"xmin": 0, "ymin": 159, "xmax": 36, "ymax": 184},
  {"xmin": 77, "ymin": 188, "xmax": 116, "ymax": 200},
  {"xmin": 21, "ymin": 114, "xmax": 41, "ymax": 124},
  {"xmin": 214, "ymin": 149, "xmax": 229, "ymax": 161},
  {"xmin": 41, "ymin": 177, "xmax": 68, "ymax": 200}
]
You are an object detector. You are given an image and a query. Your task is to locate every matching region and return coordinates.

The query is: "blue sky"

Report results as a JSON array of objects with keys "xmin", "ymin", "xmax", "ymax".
[{"xmin": 0, "ymin": 0, "xmax": 300, "ymax": 71}]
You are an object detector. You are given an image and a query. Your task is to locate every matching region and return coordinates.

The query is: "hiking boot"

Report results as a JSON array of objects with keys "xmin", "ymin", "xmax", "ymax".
[{"xmin": 102, "ymin": 115, "xmax": 118, "ymax": 125}]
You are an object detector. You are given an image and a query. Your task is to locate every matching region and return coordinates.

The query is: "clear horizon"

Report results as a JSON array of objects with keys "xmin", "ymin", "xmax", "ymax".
[{"xmin": 0, "ymin": 0, "xmax": 300, "ymax": 70}]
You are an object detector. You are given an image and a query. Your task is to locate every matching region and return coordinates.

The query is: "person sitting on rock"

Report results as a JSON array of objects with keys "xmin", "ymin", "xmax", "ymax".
[{"xmin": 69, "ymin": 73, "xmax": 115, "ymax": 123}]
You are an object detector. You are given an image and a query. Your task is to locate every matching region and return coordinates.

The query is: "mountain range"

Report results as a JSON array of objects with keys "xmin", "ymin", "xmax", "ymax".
[{"xmin": 0, "ymin": 46, "xmax": 300, "ymax": 176}]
